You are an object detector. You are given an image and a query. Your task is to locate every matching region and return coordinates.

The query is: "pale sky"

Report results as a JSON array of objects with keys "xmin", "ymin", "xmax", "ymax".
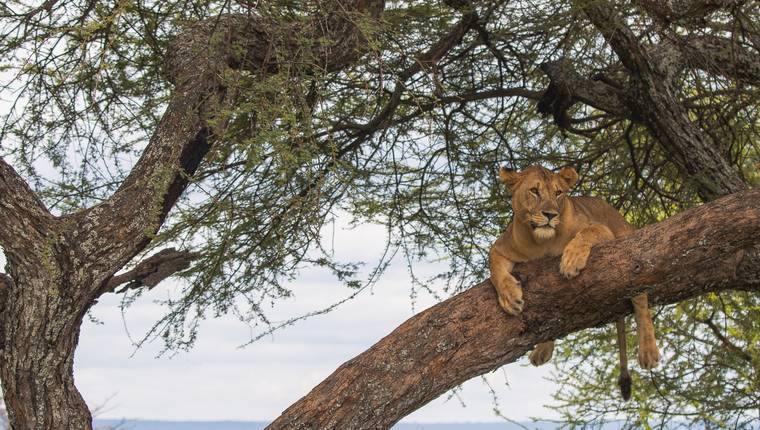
[{"xmin": 0, "ymin": 218, "xmax": 561, "ymax": 423}]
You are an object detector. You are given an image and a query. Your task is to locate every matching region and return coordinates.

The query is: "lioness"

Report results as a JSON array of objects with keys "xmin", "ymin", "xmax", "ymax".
[{"xmin": 489, "ymin": 165, "xmax": 660, "ymax": 400}]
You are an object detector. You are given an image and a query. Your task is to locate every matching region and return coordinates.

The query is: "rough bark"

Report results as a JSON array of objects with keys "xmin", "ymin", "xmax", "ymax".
[
  {"xmin": 0, "ymin": 158, "xmax": 55, "ymax": 260},
  {"xmin": 681, "ymin": 35, "xmax": 760, "ymax": 85},
  {"xmin": 0, "ymin": 2, "xmax": 385, "ymax": 429},
  {"xmin": 536, "ymin": 31, "xmax": 760, "ymax": 127},
  {"xmin": 268, "ymin": 189, "xmax": 760, "ymax": 430},
  {"xmin": 0, "ymin": 273, "xmax": 9, "ymax": 351}
]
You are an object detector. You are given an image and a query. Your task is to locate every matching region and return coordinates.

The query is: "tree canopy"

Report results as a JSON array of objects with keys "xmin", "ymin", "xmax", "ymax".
[{"xmin": 0, "ymin": 0, "xmax": 758, "ymax": 428}]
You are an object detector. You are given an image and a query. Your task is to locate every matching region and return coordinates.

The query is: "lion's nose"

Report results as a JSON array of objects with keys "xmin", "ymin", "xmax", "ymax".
[{"xmin": 542, "ymin": 211, "xmax": 558, "ymax": 221}]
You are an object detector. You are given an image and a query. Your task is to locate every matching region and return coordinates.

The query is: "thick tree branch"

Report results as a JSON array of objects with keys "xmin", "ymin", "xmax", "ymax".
[
  {"xmin": 537, "ymin": 60, "xmax": 634, "ymax": 125},
  {"xmin": 576, "ymin": 2, "xmax": 659, "ymax": 77},
  {"xmin": 537, "ymin": 33, "xmax": 759, "ymax": 124},
  {"xmin": 0, "ymin": 273, "xmax": 8, "ymax": 351},
  {"xmin": 268, "ymin": 189, "xmax": 760, "ymax": 429},
  {"xmin": 0, "ymin": 157, "xmax": 53, "ymax": 255}
]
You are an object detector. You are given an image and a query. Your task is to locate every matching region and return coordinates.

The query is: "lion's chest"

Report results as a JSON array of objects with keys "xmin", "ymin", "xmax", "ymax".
[{"xmin": 521, "ymin": 238, "xmax": 569, "ymax": 261}]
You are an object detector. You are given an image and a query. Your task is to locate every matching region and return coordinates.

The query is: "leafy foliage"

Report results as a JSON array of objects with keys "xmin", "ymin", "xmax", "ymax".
[{"xmin": 1, "ymin": 0, "xmax": 759, "ymax": 427}]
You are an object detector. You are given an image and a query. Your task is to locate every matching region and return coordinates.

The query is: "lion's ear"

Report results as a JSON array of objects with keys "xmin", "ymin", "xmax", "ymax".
[
  {"xmin": 499, "ymin": 166, "xmax": 522, "ymax": 191},
  {"xmin": 557, "ymin": 166, "xmax": 579, "ymax": 188}
]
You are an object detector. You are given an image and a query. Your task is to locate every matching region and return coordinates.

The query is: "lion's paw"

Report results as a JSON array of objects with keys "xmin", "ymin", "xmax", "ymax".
[
  {"xmin": 559, "ymin": 244, "xmax": 590, "ymax": 279},
  {"xmin": 496, "ymin": 278, "xmax": 524, "ymax": 316},
  {"xmin": 638, "ymin": 342, "xmax": 661, "ymax": 370},
  {"xmin": 529, "ymin": 342, "xmax": 554, "ymax": 366}
]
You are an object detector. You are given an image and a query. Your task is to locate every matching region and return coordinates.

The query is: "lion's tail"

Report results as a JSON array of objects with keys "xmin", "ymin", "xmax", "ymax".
[{"xmin": 616, "ymin": 317, "xmax": 632, "ymax": 401}]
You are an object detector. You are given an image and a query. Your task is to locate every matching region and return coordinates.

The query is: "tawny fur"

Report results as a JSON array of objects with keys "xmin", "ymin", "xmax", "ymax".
[{"xmin": 490, "ymin": 165, "xmax": 660, "ymax": 400}]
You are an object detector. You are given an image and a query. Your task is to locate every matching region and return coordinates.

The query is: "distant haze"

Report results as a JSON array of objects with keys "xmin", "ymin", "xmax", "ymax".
[{"xmin": 94, "ymin": 420, "xmax": 564, "ymax": 430}]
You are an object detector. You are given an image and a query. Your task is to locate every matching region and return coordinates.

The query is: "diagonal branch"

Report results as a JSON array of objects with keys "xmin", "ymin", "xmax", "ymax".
[
  {"xmin": 695, "ymin": 316, "xmax": 754, "ymax": 363},
  {"xmin": 331, "ymin": 9, "xmax": 480, "ymax": 135},
  {"xmin": 570, "ymin": 0, "xmax": 746, "ymax": 201},
  {"xmin": 267, "ymin": 189, "xmax": 760, "ymax": 429}
]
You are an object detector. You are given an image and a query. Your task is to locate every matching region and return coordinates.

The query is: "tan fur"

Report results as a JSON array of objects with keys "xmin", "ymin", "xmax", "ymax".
[{"xmin": 490, "ymin": 165, "xmax": 660, "ymax": 398}]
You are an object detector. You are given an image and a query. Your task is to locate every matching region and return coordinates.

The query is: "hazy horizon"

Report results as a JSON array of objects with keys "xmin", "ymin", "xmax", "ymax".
[{"xmin": 94, "ymin": 419, "xmax": 567, "ymax": 430}]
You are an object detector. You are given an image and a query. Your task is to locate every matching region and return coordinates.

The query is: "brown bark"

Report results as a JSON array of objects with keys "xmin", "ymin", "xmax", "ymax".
[
  {"xmin": 0, "ymin": 158, "xmax": 55, "ymax": 261},
  {"xmin": 268, "ymin": 189, "xmax": 760, "ymax": 430},
  {"xmin": 0, "ymin": 2, "xmax": 385, "ymax": 429},
  {"xmin": 681, "ymin": 35, "xmax": 760, "ymax": 85}
]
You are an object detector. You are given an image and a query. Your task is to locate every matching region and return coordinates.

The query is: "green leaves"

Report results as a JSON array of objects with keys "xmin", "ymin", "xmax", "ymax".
[{"xmin": 2, "ymin": 0, "xmax": 759, "ymax": 425}]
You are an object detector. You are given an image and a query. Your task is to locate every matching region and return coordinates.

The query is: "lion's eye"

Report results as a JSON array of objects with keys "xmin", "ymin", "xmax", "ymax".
[
  {"xmin": 555, "ymin": 190, "xmax": 562, "ymax": 196},
  {"xmin": 529, "ymin": 187, "xmax": 539, "ymax": 196}
]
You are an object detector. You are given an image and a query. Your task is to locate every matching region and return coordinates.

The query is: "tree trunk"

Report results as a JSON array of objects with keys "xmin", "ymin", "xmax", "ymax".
[
  {"xmin": 1, "ymin": 284, "xmax": 91, "ymax": 429},
  {"xmin": 268, "ymin": 189, "xmax": 760, "ymax": 429},
  {"xmin": 0, "ymin": 214, "xmax": 93, "ymax": 428}
]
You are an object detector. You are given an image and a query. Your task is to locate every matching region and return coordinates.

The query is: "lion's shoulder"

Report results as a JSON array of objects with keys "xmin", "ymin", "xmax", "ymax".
[{"xmin": 569, "ymin": 196, "xmax": 633, "ymax": 237}]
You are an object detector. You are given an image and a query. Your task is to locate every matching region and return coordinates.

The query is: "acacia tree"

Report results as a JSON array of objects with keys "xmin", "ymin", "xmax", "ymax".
[{"xmin": 0, "ymin": 0, "xmax": 758, "ymax": 429}]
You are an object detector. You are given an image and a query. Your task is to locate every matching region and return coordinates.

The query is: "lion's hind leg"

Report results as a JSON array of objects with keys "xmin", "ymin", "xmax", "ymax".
[
  {"xmin": 632, "ymin": 293, "xmax": 660, "ymax": 369},
  {"xmin": 529, "ymin": 340, "xmax": 555, "ymax": 366}
]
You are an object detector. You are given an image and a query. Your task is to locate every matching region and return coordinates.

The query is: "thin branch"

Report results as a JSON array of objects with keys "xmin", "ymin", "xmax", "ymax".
[
  {"xmin": 633, "ymin": 0, "xmax": 745, "ymax": 24},
  {"xmin": 696, "ymin": 316, "xmax": 754, "ymax": 363}
]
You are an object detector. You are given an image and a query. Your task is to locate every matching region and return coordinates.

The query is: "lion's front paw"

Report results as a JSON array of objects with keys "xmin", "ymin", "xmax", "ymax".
[
  {"xmin": 529, "ymin": 341, "xmax": 554, "ymax": 366},
  {"xmin": 496, "ymin": 277, "xmax": 524, "ymax": 316},
  {"xmin": 559, "ymin": 244, "xmax": 590, "ymax": 279},
  {"xmin": 638, "ymin": 341, "xmax": 661, "ymax": 370}
]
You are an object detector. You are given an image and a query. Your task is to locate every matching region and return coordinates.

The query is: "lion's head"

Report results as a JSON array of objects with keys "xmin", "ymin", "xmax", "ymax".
[{"xmin": 499, "ymin": 165, "xmax": 579, "ymax": 241}]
